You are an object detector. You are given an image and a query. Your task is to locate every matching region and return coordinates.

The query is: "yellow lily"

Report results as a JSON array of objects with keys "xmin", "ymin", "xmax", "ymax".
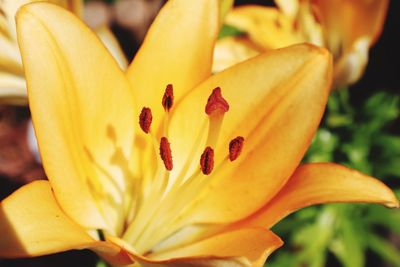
[
  {"xmin": 0, "ymin": 1, "xmax": 398, "ymax": 266},
  {"xmin": 0, "ymin": 0, "xmax": 126, "ymax": 105},
  {"xmin": 214, "ymin": 0, "xmax": 389, "ymax": 87}
]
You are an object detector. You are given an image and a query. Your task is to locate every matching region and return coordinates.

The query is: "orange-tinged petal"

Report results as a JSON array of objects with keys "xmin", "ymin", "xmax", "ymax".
[
  {"xmin": 17, "ymin": 3, "xmax": 135, "ymax": 232},
  {"xmin": 0, "ymin": 180, "xmax": 94, "ymax": 258},
  {"xmin": 0, "ymin": 181, "xmax": 135, "ymax": 265},
  {"xmin": 312, "ymin": 0, "xmax": 389, "ymax": 52},
  {"xmin": 234, "ymin": 163, "xmax": 399, "ymax": 229},
  {"xmin": 333, "ymin": 37, "xmax": 369, "ymax": 87},
  {"xmin": 168, "ymin": 44, "xmax": 332, "ymax": 224},
  {"xmin": 212, "ymin": 36, "xmax": 261, "ymax": 73},
  {"xmin": 126, "ymin": 0, "xmax": 219, "ymax": 134},
  {"xmin": 109, "ymin": 228, "xmax": 282, "ymax": 267},
  {"xmin": 225, "ymin": 6, "xmax": 304, "ymax": 50},
  {"xmin": 307, "ymin": 0, "xmax": 388, "ymax": 86}
]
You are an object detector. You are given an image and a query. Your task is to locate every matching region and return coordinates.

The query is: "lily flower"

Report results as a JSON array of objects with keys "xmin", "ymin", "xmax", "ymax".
[
  {"xmin": 214, "ymin": 0, "xmax": 389, "ymax": 87},
  {"xmin": 0, "ymin": 0, "xmax": 126, "ymax": 105},
  {"xmin": 0, "ymin": 1, "xmax": 398, "ymax": 266}
]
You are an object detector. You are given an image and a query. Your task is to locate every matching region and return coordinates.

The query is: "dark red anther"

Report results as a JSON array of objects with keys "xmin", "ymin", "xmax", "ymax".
[
  {"xmin": 162, "ymin": 84, "xmax": 174, "ymax": 112},
  {"xmin": 139, "ymin": 107, "xmax": 152, "ymax": 134},
  {"xmin": 205, "ymin": 87, "xmax": 229, "ymax": 115},
  {"xmin": 293, "ymin": 20, "xmax": 299, "ymax": 31},
  {"xmin": 274, "ymin": 18, "xmax": 282, "ymax": 29},
  {"xmin": 200, "ymin": 147, "xmax": 214, "ymax": 175},
  {"xmin": 229, "ymin": 136, "xmax": 244, "ymax": 161},
  {"xmin": 160, "ymin": 137, "xmax": 173, "ymax": 171}
]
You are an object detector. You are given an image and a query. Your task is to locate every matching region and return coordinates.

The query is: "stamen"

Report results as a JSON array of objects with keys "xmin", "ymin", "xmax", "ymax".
[
  {"xmin": 159, "ymin": 137, "xmax": 173, "ymax": 171},
  {"xmin": 229, "ymin": 136, "xmax": 244, "ymax": 161},
  {"xmin": 293, "ymin": 20, "xmax": 299, "ymax": 31},
  {"xmin": 200, "ymin": 146, "xmax": 214, "ymax": 175},
  {"xmin": 139, "ymin": 107, "xmax": 152, "ymax": 134},
  {"xmin": 205, "ymin": 87, "xmax": 229, "ymax": 115},
  {"xmin": 162, "ymin": 84, "xmax": 174, "ymax": 112}
]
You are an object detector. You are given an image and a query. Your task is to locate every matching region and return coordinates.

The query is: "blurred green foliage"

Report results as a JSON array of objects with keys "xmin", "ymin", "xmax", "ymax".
[
  {"xmin": 267, "ymin": 89, "xmax": 400, "ymax": 267},
  {"xmin": 218, "ymin": 24, "xmax": 244, "ymax": 39},
  {"xmin": 96, "ymin": 260, "xmax": 109, "ymax": 267}
]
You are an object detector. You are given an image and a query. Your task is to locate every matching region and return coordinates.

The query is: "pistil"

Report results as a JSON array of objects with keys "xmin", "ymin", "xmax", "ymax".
[{"xmin": 205, "ymin": 87, "xmax": 229, "ymax": 147}]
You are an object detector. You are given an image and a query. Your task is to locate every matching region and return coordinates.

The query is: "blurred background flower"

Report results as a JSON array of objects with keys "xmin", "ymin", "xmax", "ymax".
[{"xmin": 214, "ymin": 0, "xmax": 389, "ymax": 88}]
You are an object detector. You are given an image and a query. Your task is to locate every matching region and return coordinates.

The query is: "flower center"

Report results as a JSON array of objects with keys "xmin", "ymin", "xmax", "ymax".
[{"xmin": 121, "ymin": 85, "xmax": 244, "ymax": 255}]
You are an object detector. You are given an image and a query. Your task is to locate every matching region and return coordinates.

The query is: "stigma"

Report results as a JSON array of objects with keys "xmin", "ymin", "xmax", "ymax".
[{"xmin": 205, "ymin": 87, "xmax": 229, "ymax": 116}]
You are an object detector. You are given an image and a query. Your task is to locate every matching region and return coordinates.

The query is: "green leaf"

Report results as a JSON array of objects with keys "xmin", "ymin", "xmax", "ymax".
[
  {"xmin": 273, "ymin": 88, "xmax": 400, "ymax": 267},
  {"xmin": 330, "ymin": 206, "xmax": 366, "ymax": 267},
  {"xmin": 367, "ymin": 233, "xmax": 400, "ymax": 267},
  {"xmin": 364, "ymin": 205, "xmax": 400, "ymax": 235},
  {"xmin": 96, "ymin": 259, "xmax": 110, "ymax": 267},
  {"xmin": 305, "ymin": 129, "xmax": 338, "ymax": 162},
  {"xmin": 293, "ymin": 207, "xmax": 337, "ymax": 267}
]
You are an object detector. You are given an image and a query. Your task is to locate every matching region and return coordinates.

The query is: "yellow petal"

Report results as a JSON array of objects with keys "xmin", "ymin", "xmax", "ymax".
[
  {"xmin": 0, "ymin": 12, "xmax": 9, "ymax": 37},
  {"xmin": 219, "ymin": 0, "xmax": 234, "ymax": 23},
  {"xmin": 275, "ymin": 0, "xmax": 299, "ymax": 17},
  {"xmin": 17, "ymin": 3, "xmax": 136, "ymax": 232},
  {"xmin": 0, "ymin": 71, "xmax": 27, "ymax": 105},
  {"xmin": 110, "ymin": 228, "xmax": 282, "ymax": 267},
  {"xmin": 235, "ymin": 163, "xmax": 399, "ymax": 229},
  {"xmin": 0, "ymin": 0, "xmax": 83, "ymax": 98},
  {"xmin": 225, "ymin": 6, "xmax": 304, "ymax": 50},
  {"xmin": 0, "ymin": 181, "xmax": 135, "ymax": 265},
  {"xmin": 126, "ymin": 0, "xmax": 219, "ymax": 134},
  {"xmin": 212, "ymin": 36, "xmax": 261, "ymax": 73},
  {"xmin": 167, "ymin": 44, "xmax": 332, "ymax": 225},
  {"xmin": 2, "ymin": 0, "xmax": 82, "ymax": 41},
  {"xmin": 0, "ymin": 181, "xmax": 94, "ymax": 258},
  {"xmin": 94, "ymin": 26, "xmax": 128, "ymax": 70},
  {"xmin": 0, "ymin": 34, "xmax": 24, "ymax": 76}
]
